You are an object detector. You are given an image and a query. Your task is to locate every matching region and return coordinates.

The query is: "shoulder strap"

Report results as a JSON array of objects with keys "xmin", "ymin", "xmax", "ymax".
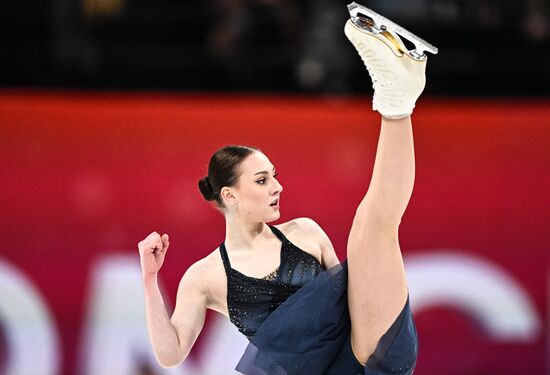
[
  {"xmin": 268, "ymin": 225, "xmax": 287, "ymax": 243},
  {"xmin": 218, "ymin": 243, "xmax": 232, "ymax": 271}
]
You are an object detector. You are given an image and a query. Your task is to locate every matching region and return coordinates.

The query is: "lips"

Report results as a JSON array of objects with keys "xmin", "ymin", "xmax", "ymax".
[{"xmin": 270, "ymin": 198, "xmax": 279, "ymax": 206}]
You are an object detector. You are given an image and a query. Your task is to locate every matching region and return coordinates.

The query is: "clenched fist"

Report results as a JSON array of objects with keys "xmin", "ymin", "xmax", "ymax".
[{"xmin": 138, "ymin": 232, "xmax": 169, "ymax": 279}]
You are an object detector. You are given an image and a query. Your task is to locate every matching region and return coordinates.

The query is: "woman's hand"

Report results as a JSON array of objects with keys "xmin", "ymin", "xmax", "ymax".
[{"xmin": 138, "ymin": 232, "xmax": 169, "ymax": 279}]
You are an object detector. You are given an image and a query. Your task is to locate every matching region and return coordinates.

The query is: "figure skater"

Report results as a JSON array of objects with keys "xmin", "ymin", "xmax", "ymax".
[{"xmin": 138, "ymin": 3, "xmax": 437, "ymax": 374}]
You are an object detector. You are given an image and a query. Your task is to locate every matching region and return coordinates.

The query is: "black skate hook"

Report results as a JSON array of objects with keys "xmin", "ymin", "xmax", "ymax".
[{"xmin": 347, "ymin": 2, "xmax": 439, "ymax": 60}]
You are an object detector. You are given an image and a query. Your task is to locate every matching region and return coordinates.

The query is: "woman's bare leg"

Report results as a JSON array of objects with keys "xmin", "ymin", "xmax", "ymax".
[
  {"xmin": 346, "ymin": 114, "xmax": 415, "ymax": 364},
  {"xmin": 342, "ymin": 9, "xmax": 435, "ymax": 363}
]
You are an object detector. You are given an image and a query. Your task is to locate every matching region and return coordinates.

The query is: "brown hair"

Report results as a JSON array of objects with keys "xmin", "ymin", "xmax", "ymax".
[{"xmin": 198, "ymin": 145, "xmax": 261, "ymax": 208}]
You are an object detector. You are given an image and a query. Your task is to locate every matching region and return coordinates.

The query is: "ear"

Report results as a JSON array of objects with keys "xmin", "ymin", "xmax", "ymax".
[{"xmin": 220, "ymin": 186, "xmax": 238, "ymax": 206}]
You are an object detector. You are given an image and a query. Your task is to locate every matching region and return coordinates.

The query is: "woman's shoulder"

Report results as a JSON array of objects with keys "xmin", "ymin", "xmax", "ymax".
[
  {"xmin": 274, "ymin": 218, "xmax": 326, "ymax": 263},
  {"xmin": 187, "ymin": 247, "xmax": 225, "ymax": 278},
  {"xmin": 275, "ymin": 218, "xmax": 340, "ymax": 269},
  {"xmin": 179, "ymin": 247, "xmax": 225, "ymax": 290},
  {"xmin": 274, "ymin": 217, "xmax": 324, "ymax": 239},
  {"xmin": 179, "ymin": 248, "xmax": 227, "ymax": 309}
]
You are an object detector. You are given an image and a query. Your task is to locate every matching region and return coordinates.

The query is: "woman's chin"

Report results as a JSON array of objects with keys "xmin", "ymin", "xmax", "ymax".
[{"xmin": 265, "ymin": 211, "xmax": 281, "ymax": 223}]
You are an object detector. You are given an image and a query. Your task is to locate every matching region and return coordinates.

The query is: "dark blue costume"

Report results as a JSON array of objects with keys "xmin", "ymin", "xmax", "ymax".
[{"xmin": 219, "ymin": 224, "xmax": 418, "ymax": 375}]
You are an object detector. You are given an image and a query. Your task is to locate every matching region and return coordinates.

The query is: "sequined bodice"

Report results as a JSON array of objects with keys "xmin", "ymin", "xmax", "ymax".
[{"xmin": 219, "ymin": 224, "xmax": 325, "ymax": 339}]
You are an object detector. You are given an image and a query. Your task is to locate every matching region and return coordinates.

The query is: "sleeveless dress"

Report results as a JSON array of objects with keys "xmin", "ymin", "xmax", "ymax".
[{"xmin": 219, "ymin": 224, "xmax": 418, "ymax": 375}]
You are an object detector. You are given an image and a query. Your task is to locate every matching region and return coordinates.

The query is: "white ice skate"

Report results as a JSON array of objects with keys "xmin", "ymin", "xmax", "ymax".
[{"xmin": 345, "ymin": 2, "xmax": 439, "ymax": 119}]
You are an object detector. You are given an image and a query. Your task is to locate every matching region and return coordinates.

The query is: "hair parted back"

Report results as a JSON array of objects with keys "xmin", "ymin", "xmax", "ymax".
[{"xmin": 198, "ymin": 145, "xmax": 261, "ymax": 208}]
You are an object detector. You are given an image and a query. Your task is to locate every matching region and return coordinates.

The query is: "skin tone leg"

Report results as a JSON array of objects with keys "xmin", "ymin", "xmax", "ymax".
[{"xmin": 346, "ymin": 114, "xmax": 415, "ymax": 365}]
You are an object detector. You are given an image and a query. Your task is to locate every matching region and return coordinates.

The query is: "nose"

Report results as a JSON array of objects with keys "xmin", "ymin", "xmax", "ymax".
[{"xmin": 273, "ymin": 177, "xmax": 283, "ymax": 194}]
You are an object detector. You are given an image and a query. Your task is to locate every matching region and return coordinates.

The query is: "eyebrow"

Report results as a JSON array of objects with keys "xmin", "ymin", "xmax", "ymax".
[{"xmin": 254, "ymin": 167, "xmax": 276, "ymax": 176}]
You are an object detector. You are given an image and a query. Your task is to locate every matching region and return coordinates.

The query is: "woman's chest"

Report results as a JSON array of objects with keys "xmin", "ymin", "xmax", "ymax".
[{"xmin": 206, "ymin": 229, "xmax": 323, "ymax": 317}]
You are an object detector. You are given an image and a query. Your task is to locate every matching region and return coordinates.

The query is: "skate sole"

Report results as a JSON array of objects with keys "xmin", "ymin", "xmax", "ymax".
[{"xmin": 347, "ymin": 2, "xmax": 438, "ymax": 60}]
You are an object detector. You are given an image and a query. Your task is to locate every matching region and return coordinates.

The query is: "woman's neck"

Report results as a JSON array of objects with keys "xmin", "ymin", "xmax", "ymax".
[{"xmin": 224, "ymin": 216, "xmax": 271, "ymax": 252}]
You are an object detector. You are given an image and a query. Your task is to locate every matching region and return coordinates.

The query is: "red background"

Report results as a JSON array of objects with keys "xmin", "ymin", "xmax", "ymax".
[{"xmin": 0, "ymin": 91, "xmax": 548, "ymax": 374}]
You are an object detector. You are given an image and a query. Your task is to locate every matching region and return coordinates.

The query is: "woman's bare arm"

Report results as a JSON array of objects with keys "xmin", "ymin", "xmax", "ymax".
[
  {"xmin": 139, "ymin": 232, "xmax": 207, "ymax": 368},
  {"xmin": 143, "ymin": 262, "xmax": 207, "ymax": 368}
]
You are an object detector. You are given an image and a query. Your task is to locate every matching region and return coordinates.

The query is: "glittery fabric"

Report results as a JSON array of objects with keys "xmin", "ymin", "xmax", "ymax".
[
  {"xmin": 234, "ymin": 261, "xmax": 418, "ymax": 375},
  {"xmin": 221, "ymin": 225, "xmax": 418, "ymax": 375},
  {"xmin": 219, "ymin": 224, "xmax": 325, "ymax": 340}
]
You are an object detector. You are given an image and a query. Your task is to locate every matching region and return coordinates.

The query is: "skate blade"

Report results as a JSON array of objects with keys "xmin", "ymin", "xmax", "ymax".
[{"xmin": 347, "ymin": 2, "xmax": 438, "ymax": 60}]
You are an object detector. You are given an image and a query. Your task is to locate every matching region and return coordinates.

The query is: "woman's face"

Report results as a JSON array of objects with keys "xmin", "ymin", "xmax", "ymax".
[{"xmin": 230, "ymin": 151, "xmax": 283, "ymax": 222}]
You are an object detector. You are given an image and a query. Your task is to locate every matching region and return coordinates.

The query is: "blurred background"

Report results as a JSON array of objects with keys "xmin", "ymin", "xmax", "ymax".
[
  {"xmin": 0, "ymin": 1, "xmax": 549, "ymax": 375},
  {"xmin": 2, "ymin": 0, "xmax": 550, "ymax": 95}
]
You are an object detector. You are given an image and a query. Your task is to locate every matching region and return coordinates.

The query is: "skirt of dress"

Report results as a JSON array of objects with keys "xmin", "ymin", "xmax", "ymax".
[{"xmin": 235, "ymin": 260, "xmax": 418, "ymax": 375}]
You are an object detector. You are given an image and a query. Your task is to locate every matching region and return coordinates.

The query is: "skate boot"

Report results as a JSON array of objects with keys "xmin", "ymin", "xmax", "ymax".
[{"xmin": 344, "ymin": 2, "xmax": 438, "ymax": 119}]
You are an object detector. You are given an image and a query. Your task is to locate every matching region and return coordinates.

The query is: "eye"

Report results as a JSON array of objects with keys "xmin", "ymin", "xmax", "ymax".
[{"xmin": 256, "ymin": 173, "xmax": 278, "ymax": 185}]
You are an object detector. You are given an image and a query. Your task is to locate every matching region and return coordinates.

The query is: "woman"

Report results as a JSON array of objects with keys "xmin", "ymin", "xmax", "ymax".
[{"xmin": 138, "ymin": 7, "xmax": 435, "ymax": 375}]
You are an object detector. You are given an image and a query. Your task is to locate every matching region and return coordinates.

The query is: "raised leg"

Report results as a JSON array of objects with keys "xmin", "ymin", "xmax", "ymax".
[
  {"xmin": 342, "ymin": 6, "xmax": 435, "ymax": 364},
  {"xmin": 347, "ymin": 115, "xmax": 414, "ymax": 365}
]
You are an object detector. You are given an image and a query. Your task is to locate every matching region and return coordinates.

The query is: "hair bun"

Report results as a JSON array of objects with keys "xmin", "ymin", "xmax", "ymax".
[
  {"xmin": 198, "ymin": 176, "xmax": 216, "ymax": 201},
  {"xmin": 200, "ymin": 145, "xmax": 261, "ymax": 208}
]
